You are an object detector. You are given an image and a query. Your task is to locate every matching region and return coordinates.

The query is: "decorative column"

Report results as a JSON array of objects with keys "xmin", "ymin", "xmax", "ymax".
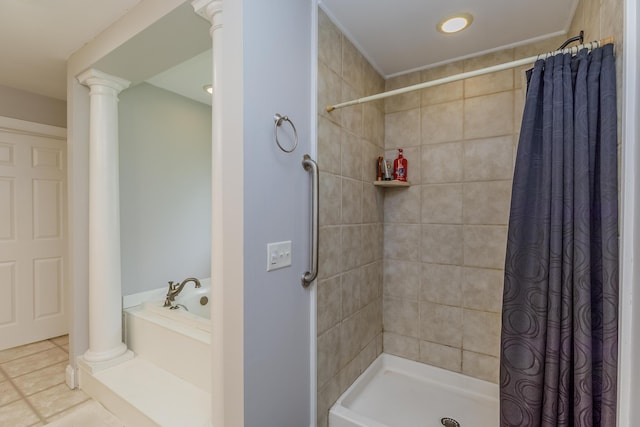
[{"xmin": 77, "ymin": 69, "xmax": 132, "ymax": 368}]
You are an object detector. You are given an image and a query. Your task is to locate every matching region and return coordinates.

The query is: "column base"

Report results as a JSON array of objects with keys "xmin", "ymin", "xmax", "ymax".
[{"xmin": 79, "ymin": 349, "xmax": 134, "ymax": 374}]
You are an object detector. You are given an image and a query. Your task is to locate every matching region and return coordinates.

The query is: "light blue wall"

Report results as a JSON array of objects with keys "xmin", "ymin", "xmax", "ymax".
[
  {"xmin": 242, "ymin": 0, "xmax": 313, "ymax": 425},
  {"xmin": 118, "ymin": 83, "xmax": 211, "ymax": 296}
]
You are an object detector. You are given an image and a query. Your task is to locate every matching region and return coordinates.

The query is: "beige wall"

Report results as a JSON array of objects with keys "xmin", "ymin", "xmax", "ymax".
[
  {"xmin": 381, "ymin": 0, "xmax": 624, "ymax": 383},
  {"xmin": 316, "ymin": 9, "xmax": 385, "ymax": 427},
  {"xmin": 0, "ymin": 85, "xmax": 66, "ymax": 128}
]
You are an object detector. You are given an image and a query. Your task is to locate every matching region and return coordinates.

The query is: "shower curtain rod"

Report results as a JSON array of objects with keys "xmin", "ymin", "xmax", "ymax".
[{"xmin": 326, "ymin": 36, "xmax": 614, "ymax": 112}]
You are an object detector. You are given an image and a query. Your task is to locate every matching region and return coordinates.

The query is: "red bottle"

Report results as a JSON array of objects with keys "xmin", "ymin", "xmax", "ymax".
[{"xmin": 393, "ymin": 149, "xmax": 408, "ymax": 181}]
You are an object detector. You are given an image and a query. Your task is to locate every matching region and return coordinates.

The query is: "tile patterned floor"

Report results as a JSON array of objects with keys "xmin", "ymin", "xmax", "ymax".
[{"xmin": 0, "ymin": 336, "xmax": 93, "ymax": 427}]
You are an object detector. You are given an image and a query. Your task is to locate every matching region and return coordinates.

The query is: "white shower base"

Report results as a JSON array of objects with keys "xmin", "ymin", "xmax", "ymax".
[{"xmin": 330, "ymin": 353, "xmax": 498, "ymax": 427}]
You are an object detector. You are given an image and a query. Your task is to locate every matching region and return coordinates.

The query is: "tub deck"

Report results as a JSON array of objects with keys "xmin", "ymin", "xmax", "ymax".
[{"xmin": 330, "ymin": 354, "xmax": 499, "ymax": 427}]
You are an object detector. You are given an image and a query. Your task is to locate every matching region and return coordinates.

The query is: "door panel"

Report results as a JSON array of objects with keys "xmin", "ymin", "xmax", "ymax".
[{"xmin": 0, "ymin": 128, "xmax": 67, "ymax": 350}]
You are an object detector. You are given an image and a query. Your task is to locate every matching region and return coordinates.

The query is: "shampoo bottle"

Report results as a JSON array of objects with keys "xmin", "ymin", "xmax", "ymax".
[{"xmin": 393, "ymin": 149, "xmax": 408, "ymax": 181}]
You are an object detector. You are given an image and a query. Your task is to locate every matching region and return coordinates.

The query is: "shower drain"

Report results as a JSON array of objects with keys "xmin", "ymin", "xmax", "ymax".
[{"xmin": 441, "ymin": 417, "xmax": 460, "ymax": 427}]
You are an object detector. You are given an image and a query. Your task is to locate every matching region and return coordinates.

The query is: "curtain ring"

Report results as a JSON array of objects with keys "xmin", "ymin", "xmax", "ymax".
[{"xmin": 274, "ymin": 113, "xmax": 298, "ymax": 153}]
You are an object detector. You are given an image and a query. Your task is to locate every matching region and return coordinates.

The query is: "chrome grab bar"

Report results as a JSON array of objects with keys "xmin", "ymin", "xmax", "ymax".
[{"xmin": 302, "ymin": 154, "xmax": 318, "ymax": 288}]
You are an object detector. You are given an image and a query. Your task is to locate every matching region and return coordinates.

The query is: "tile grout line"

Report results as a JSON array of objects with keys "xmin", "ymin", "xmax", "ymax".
[
  {"xmin": 0, "ymin": 336, "xmax": 71, "ymax": 424},
  {"xmin": 0, "ymin": 363, "xmax": 47, "ymax": 424}
]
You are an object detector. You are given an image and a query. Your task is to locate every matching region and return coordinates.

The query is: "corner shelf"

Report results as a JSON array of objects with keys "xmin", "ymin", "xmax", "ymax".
[{"xmin": 373, "ymin": 180, "xmax": 411, "ymax": 188}]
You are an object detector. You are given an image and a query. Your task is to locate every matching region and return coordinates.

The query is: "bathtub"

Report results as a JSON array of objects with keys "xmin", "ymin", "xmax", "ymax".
[
  {"xmin": 124, "ymin": 278, "xmax": 211, "ymax": 392},
  {"xmin": 329, "ymin": 353, "xmax": 499, "ymax": 427}
]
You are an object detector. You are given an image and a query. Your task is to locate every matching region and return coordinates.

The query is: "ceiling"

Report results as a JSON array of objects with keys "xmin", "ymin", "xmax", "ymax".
[
  {"xmin": 0, "ymin": 0, "xmax": 142, "ymax": 100},
  {"xmin": 319, "ymin": 0, "xmax": 579, "ymax": 77},
  {"xmin": 0, "ymin": 0, "xmax": 578, "ymax": 102}
]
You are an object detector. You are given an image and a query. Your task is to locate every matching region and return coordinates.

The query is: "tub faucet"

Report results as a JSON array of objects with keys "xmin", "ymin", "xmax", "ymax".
[{"xmin": 163, "ymin": 277, "xmax": 201, "ymax": 307}]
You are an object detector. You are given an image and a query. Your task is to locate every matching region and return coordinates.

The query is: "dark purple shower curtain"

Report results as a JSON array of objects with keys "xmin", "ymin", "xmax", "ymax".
[{"xmin": 500, "ymin": 44, "xmax": 618, "ymax": 427}]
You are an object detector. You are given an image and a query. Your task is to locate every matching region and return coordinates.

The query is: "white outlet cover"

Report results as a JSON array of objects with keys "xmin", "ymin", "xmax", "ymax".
[{"xmin": 267, "ymin": 241, "xmax": 292, "ymax": 271}]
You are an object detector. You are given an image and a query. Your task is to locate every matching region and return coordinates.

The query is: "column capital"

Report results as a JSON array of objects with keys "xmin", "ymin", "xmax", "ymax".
[
  {"xmin": 77, "ymin": 68, "xmax": 130, "ymax": 94},
  {"xmin": 192, "ymin": 0, "xmax": 223, "ymax": 26}
]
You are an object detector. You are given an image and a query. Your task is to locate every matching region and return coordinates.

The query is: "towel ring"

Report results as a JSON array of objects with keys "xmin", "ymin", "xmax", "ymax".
[{"xmin": 274, "ymin": 113, "xmax": 298, "ymax": 153}]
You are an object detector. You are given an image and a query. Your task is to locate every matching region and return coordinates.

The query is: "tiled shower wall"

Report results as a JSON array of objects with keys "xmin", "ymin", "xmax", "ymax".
[
  {"xmin": 316, "ymin": 0, "xmax": 623, "ymax": 423},
  {"xmin": 381, "ymin": 0, "xmax": 624, "ymax": 383},
  {"xmin": 316, "ymin": 9, "xmax": 385, "ymax": 427}
]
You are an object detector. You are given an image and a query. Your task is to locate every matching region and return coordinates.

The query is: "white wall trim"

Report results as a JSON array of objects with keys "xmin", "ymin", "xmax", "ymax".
[
  {"xmin": 309, "ymin": 2, "xmax": 319, "ymax": 426},
  {"xmin": 618, "ymin": 0, "xmax": 639, "ymax": 425},
  {"xmin": 0, "ymin": 116, "xmax": 66, "ymax": 139}
]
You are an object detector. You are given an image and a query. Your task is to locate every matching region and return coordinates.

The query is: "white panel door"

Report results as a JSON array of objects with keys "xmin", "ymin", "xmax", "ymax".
[{"xmin": 0, "ymin": 126, "xmax": 67, "ymax": 350}]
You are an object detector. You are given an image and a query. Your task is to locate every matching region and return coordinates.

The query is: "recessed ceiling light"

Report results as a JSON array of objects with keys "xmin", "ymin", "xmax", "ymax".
[
  {"xmin": 437, "ymin": 13, "xmax": 473, "ymax": 34},
  {"xmin": 203, "ymin": 84, "xmax": 213, "ymax": 94}
]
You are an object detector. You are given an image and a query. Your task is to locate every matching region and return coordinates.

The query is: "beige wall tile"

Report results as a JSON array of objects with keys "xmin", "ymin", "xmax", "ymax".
[
  {"xmin": 421, "ymin": 81, "xmax": 463, "ymax": 106},
  {"xmin": 341, "ymin": 132, "xmax": 363, "ymax": 180},
  {"xmin": 385, "ymin": 71, "xmax": 421, "ymax": 113},
  {"xmin": 464, "ymin": 49, "xmax": 514, "ymax": 72},
  {"xmin": 419, "ymin": 302, "xmax": 463, "ymax": 347},
  {"xmin": 419, "ymin": 340, "xmax": 462, "ymax": 372},
  {"xmin": 421, "ymin": 224, "xmax": 463, "ymax": 265},
  {"xmin": 463, "ymin": 225, "xmax": 508, "ymax": 269},
  {"xmin": 422, "ymin": 184, "xmax": 463, "ymax": 224},
  {"xmin": 362, "ymin": 140, "xmax": 382, "ymax": 182},
  {"xmin": 383, "ymin": 260, "xmax": 421, "ymax": 300},
  {"xmin": 383, "ymin": 332, "xmax": 420, "ymax": 360},
  {"xmin": 383, "ymin": 185, "xmax": 421, "ymax": 224},
  {"xmin": 422, "ymin": 61, "xmax": 464, "ymax": 80},
  {"xmin": 317, "ymin": 276, "xmax": 342, "ymax": 335},
  {"xmin": 464, "ymin": 91, "xmax": 514, "ymax": 140},
  {"xmin": 341, "ymin": 83, "xmax": 363, "ymax": 136},
  {"xmin": 464, "ymin": 136, "xmax": 513, "ymax": 181},
  {"xmin": 318, "ymin": 10, "xmax": 341, "ymax": 75},
  {"xmin": 362, "ymin": 184, "xmax": 384, "ymax": 224},
  {"xmin": 342, "ymin": 225, "xmax": 363, "ymax": 270},
  {"xmin": 422, "ymin": 100, "xmax": 464, "ymax": 144},
  {"xmin": 463, "ymin": 181, "xmax": 512, "ymax": 225},
  {"xmin": 385, "ymin": 108, "xmax": 421, "ymax": 149},
  {"xmin": 462, "ymin": 351, "xmax": 499, "ymax": 383},
  {"xmin": 514, "ymin": 88, "xmax": 525, "ymax": 132},
  {"xmin": 317, "ymin": 325, "xmax": 342, "ymax": 388},
  {"xmin": 342, "ymin": 268, "xmax": 362, "ymax": 319},
  {"xmin": 384, "ymin": 224, "xmax": 421, "ymax": 262},
  {"xmin": 422, "ymin": 142, "xmax": 463, "ymax": 184},
  {"xmin": 318, "ymin": 63, "xmax": 342, "ymax": 126},
  {"xmin": 363, "ymin": 103, "xmax": 385, "ymax": 147},
  {"xmin": 340, "ymin": 313, "xmax": 364, "ymax": 365},
  {"xmin": 362, "ymin": 223, "xmax": 382, "ymax": 265},
  {"xmin": 319, "ymin": 172, "xmax": 341, "ymax": 226},
  {"xmin": 319, "ymin": 225, "xmax": 342, "ymax": 279},
  {"xmin": 464, "ymin": 69, "xmax": 514, "ymax": 98},
  {"xmin": 336, "ymin": 357, "xmax": 361, "ymax": 396},
  {"xmin": 359, "ymin": 337, "xmax": 379, "ymax": 372},
  {"xmin": 513, "ymin": 35, "xmax": 567, "ymax": 60},
  {"xmin": 318, "ymin": 116, "xmax": 342, "ymax": 175},
  {"xmin": 383, "ymin": 297, "xmax": 418, "ymax": 337},
  {"xmin": 463, "ymin": 309, "xmax": 501, "ymax": 356},
  {"xmin": 317, "ymin": 377, "xmax": 340, "ymax": 427},
  {"xmin": 341, "ymin": 178, "xmax": 362, "ymax": 224},
  {"xmin": 342, "ymin": 38, "xmax": 365, "ymax": 95},
  {"xmin": 463, "ymin": 267, "xmax": 504, "ymax": 313},
  {"xmin": 420, "ymin": 263, "xmax": 462, "ymax": 306},
  {"xmin": 362, "ymin": 262, "xmax": 383, "ymax": 306}
]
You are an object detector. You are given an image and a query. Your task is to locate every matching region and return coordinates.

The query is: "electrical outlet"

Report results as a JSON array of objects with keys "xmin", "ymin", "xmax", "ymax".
[{"xmin": 266, "ymin": 241, "xmax": 292, "ymax": 271}]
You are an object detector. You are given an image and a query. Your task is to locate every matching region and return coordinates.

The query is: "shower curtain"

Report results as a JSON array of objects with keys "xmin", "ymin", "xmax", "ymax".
[{"xmin": 500, "ymin": 44, "xmax": 618, "ymax": 427}]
